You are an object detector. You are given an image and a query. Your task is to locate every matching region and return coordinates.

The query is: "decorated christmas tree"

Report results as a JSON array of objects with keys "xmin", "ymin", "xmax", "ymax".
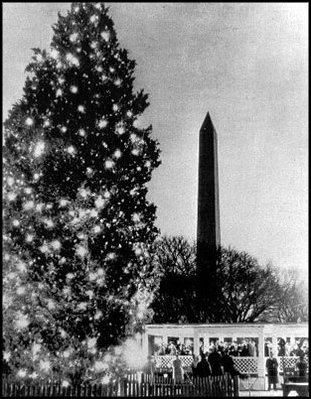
[{"xmin": 3, "ymin": 2, "xmax": 160, "ymax": 384}]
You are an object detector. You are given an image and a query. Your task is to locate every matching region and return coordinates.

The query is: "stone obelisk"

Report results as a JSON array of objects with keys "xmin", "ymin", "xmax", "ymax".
[{"xmin": 197, "ymin": 112, "xmax": 220, "ymax": 291}]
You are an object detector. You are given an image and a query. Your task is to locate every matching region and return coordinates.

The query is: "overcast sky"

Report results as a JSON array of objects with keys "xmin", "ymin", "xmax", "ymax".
[{"xmin": 3, "ymin": 3, "xmax": 308, "ymax": 275}]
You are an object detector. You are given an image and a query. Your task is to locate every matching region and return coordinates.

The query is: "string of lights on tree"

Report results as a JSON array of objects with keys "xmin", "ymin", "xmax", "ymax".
[{"xmin": 3, "ymin": 2, "xmax": 160, "ymax": 385}]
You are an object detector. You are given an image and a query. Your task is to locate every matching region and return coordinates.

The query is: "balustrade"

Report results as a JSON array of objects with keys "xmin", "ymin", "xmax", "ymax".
[{"xmin": 153, "ymin": 354, "xmax": 309, "ymax": 375}]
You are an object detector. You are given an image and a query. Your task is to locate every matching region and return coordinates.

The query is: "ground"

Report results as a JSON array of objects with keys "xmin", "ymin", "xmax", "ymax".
[{"xmin": 240, "ymin": 389, "xmax": 298, "ymax": 397}]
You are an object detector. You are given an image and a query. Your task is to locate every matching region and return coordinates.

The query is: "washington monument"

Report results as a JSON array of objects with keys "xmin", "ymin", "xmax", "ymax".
[{"xmin": 197, "ymin": 112, "xmax": 220, "ymax": 291}]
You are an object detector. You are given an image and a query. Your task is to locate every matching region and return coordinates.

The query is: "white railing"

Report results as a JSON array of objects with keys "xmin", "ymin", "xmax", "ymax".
[
  {"xmin": 268, "ymin": 355, "xmax": 309, "ymax": 373},
  {"xmin": 233, "ymin": 357, "xmax": 258, "ymax": 374},
  {"xmin": 153, "ymin": 355, "xmax": 309, "ymax": 375},
  {"xmin": 153, "ymin": 355, "xmax": 193, "ymax": 369},
  {"xmin": 153, "ymin": 355, "xmax": 258, "ymax": 373}
]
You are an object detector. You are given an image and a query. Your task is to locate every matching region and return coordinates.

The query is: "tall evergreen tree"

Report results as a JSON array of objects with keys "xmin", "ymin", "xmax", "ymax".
[{"xmin": 3, "ymin": 2, "xmax": 160, "ymax": 383}]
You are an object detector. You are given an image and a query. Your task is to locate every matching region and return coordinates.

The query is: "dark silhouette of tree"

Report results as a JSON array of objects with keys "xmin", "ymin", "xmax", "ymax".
[
  {"xmin": 211, "ymin": 250, "xmax": 282, "ymax": 322},
  {"xmin": 150, "ymin": 236, "xmax": 198, "ymax": 323},
  {"xmin": 264, "ymin": 268, "xmax": 308, "ymax": 323},
  {"xmin": 150, "ymin": 236, "xmax": 305, "ymax": 324}
]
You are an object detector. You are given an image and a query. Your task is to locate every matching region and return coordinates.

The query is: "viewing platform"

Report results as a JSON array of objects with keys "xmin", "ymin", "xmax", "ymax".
[{"xmin": 142, "ymin": 322, "xmax": 308, "ymax": 390}]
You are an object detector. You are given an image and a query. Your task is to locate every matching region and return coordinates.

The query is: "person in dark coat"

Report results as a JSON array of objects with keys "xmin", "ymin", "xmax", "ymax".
[
  {"xmin": 191, "ymin": 354, "xmax": 200, "ymax": 378},
  {"xmin": 208, "ymin": 348, "xmax": 223, "ymax": 376},
  {"xmin": 240, "ymin": 343, "xmax": 249, "ymax": 357},
  {"xmin": 266, "ymin": 352, "xmax": 278, "ymax": 391},
  {"xmin": 196, "ymin": 354, "xmax": 211, "ymax": 377},
  {"xmin": 295, "ymin": 354, "xmax": 308, "ymax": 382},
  {"xmin": 221, "ymin": 349, "xmax": 241, "ymax": 378},
  {"xmin": 229, "ymin": 344, "xmax": 239, "ymax": 357}
]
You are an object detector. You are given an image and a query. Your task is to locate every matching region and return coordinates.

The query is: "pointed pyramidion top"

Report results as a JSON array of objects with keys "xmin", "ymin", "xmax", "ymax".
[{"xmin": 200, "ymin": 111, "xmax": 215, "ymax": 133}]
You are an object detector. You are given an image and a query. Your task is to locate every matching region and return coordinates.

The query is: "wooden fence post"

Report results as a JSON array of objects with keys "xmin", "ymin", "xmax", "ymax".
[
  {"xmin": 0, "ymin": 374, "xmax": 242, "ymax": 398},
  {"xmin": 2, "ymin": 380, "xmax": 6, "ymax": 397},
  {"xmin": 233, "ymin": 375, "xmax": 239, "ymax": 397}
]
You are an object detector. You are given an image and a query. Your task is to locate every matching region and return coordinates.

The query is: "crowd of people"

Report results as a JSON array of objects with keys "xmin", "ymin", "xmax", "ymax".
[
  {"xmin": 148, "ymin": 348, "xmax": 309, "ymax": 386},
  {"xmin": 146, "ymin": 347, "xmax": 243, "ymax": 384},
  {"xmin": 265, "ymin": 350, "xmax": 309, "ymax": 391},
  {"xmin": 189, "ymin": 349, "xmax": 243, "ymax": 379},
  {"xmin": 271, "ymin": 338, "xmax": 309, "ymax": 357},
  {"xmin": 148, "ymin": 337, "xmax": 309, "ymax": 388},
  {"xmin": 154, "ymin": 337, "xmax": 309, "ymax": 358},
  {"xmin": 154, "ymin": 338, "xmax": 258, "ymax": 357},
  {"xmin": 155, "ymin": 341, "xmax": 193, "ymax": 356}
]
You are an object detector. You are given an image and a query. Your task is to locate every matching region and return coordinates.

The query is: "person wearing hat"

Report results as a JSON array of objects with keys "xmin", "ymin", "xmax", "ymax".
[
  {"xmin": 266, "ymin": 352, "xmax": 279, "ymax": 391},
  {"xmin": 172, "ymin": 354, "xmax": 184, "ymax": 383}
]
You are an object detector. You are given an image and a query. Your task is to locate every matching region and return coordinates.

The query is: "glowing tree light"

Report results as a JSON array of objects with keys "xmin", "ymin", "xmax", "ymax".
[
  {"xmin": 76, "ymin": 245, "xmax": 88, "ymax": 258},
  {"xmin": 3, "ymin": 1, "xmax": 160, "ymax": 385},
  {"xmin": 67, "ymin": 145, "xmax": 76, "ymax": 155},
  {"xmin": 70, "ymin": 85, "xmax": 78, "ymax": 93},
  {"xmin": 14, "ymin": 313, "xmax": 30, "ymax": 330},
  {"xmin": 90, "ymin": 15, "xmax": 98, "ymax": 24},
  {"xmin": 94, "ymin": 196, "xmax": 105, "ymax": 209},
  {"xmin": 69, "ymin": 32, "xmax": 79, "ymax": 42},
  {"xmin": 101, "ymin": 375, "xmax": 110, "ymax": 384},
  {"xmin": 100, "ymin": 30, "xmax": 110, "ymax": 42},
  {"xmin": 7, "ymin": 192, "xmax": 17, "ymax": 201},
  {"xmin": 50, "ymin": 48, "xmax": 59, "ymax": 59},
  {"xmin": 51, "ymin": 240, "xmax": 61, "ymax": 250},
  {"xmin": 98, "ymin": 118, "xmax": 108, "ymax": 129},
  {"xmin": 17, "ymin": 369, "xmax": 27, "ymax": 378},
  {"xmin": 105, "ymin": 159, "xmax": 114, "ymax": 169},
  {"xmin": 66, "ymin": 54, "xmax": 79, "ymax": 67},
  {"xmin": 39, "ymin": 359, "xmax": 51, "ymax": 373},
  {"xmin": 25, "ymin": 117, "xmax": 34, "ymax": 126},
  {"xmin": 7, "ymin": 176, "xmax": 15, "ymax": 186},
  {"xmin": 113, "ymin": 149, "xmax": 122, "ymax": 159},
  {"xmin": 33, "ymin": 141, "xmax": 45, "ymax": 157},
  {"xmin": 116, "ymin": 125, "xmax": 125, "ymax": 135}
]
